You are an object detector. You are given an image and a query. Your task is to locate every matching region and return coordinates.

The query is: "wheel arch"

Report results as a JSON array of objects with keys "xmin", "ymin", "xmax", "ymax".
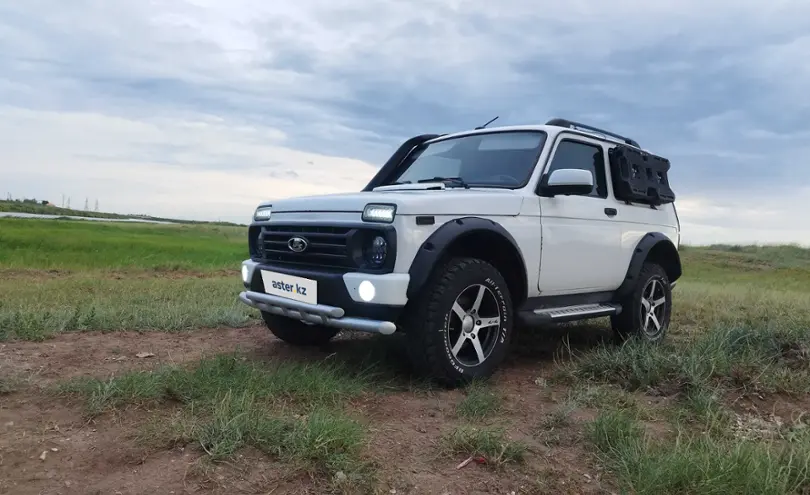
[
  {"xmin": 406, "ymin": 217, "xmax": 529, "ymax": 305},
  {"xmin": 616, "ymin": 232, "xmax": 682, "ymax": 298}
]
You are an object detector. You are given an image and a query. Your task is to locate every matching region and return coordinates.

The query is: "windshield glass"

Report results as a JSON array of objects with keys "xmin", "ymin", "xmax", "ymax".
[{"xmin": 390, "ymin": 130, "xmax": 547, "ymax": 188}]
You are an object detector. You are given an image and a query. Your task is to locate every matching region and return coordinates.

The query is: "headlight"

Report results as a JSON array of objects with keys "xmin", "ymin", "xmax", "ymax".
[
  {"xmin": 364, "ymin": 235, "xmax": 388, "ymax": 267},
  {"xmin": 362, "ymin": 203, "xmax": 396, "ymax": 223},
  {"xmin": 254, "ymin": 206, "xmax": 272, "ymax": 221}
]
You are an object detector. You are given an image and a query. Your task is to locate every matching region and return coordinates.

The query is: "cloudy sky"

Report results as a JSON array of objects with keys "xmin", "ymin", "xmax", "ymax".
[{"xmin": 1, "ymin": 0, "xmax": 809, "ymax": 245}]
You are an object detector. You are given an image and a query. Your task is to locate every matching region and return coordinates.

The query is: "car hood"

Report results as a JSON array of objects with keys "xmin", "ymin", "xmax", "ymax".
[{"xmin": 263, "ymin": 188, "xmax": 525, "ymax": 216}]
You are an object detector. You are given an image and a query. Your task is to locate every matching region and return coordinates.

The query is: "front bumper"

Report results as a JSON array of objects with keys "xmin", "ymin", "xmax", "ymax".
[
  {"xmin": 238, "ymin": 259, "xmax": 409, "ymax": 335},
  {"xmin": 239, "ymin": 291, "xmax": 397, "ymax": 334}
]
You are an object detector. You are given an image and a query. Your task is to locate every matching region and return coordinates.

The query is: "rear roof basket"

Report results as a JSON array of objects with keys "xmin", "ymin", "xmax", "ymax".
[{"xmin": 546, "ymin": 118, "xmax": 640, "ymax": 148}]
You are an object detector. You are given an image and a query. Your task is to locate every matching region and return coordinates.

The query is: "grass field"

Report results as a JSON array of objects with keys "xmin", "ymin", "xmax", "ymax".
[
  {"xmin": 1, "ymin": 217, "xmax": 809, "ymax": 494},
  {"xmin": 0, "ymin": 218, "xmax": 253, "ymax": 340}
]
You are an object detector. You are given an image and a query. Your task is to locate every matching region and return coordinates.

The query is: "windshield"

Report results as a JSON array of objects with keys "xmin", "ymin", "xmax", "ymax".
[{"xmin": 390, "ymin": 130, "xmax": 547, "ymax": 188}]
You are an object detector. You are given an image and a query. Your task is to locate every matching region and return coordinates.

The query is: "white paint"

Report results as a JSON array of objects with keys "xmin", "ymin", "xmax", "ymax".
[
  {"xmin": 546, "ymin": 168, "xmax": 594, "ymax": 188},
  {"xmin": 252, "ymin": 122, "xmax": 682, "ymax": 306},
  {"xmin": 535, "ymin": 194, "xmax": 625, "ymax": 293},
  {"xmin": 342, "ymin": 273, "xmax": 410, "ymax": 305},
  {"xmin": 265, "ymin": 189, "xmax": 525, "ymax": 217},
  {"xmin": 531, "ymin": 131, "xmax": 678, "ymax": 295}
]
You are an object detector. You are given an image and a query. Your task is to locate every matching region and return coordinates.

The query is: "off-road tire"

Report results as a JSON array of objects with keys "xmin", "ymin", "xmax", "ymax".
[
  {"xmin": 400, "ymin": 257, "xmax": 514, "ymax": 388},
  {"xmin": 611, "ymin": 262, "xmax": 672, "ymax": 343},
  {"xmin": 261, "ymin": 312, "xmax": 339, "ymax": 346}
]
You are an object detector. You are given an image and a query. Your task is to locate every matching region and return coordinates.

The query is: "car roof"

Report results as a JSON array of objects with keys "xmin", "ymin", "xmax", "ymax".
[{"xmin": 427, "ymin": 123, "xmax": 647, "ymax": 151}]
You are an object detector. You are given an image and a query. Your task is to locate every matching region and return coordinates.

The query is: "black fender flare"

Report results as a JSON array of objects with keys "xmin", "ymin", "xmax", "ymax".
[
  {"xmin": 616, "ymin": 232, "xmax": 682, "ymax": 298},
  {"xmin": 406, "ymin": 216, "xmax": 528, "ymax": 301}
]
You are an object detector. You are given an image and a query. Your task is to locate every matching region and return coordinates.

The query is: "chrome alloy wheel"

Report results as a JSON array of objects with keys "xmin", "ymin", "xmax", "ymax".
[
  {"xmin": 446, "ymin": 284, "xmax": 502, "ymax": 367},
  {"xmin": 640, "ymin": 278, "xmax": 667, "ymax": 339}
]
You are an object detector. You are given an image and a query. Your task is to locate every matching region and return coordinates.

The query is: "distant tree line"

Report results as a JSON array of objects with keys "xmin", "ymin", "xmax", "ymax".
[{"xmin": 1, "ymin": 196, "xmax": 245, "ymax": 227}]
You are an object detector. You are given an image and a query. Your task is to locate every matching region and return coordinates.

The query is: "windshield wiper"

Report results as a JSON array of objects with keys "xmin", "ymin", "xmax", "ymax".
[{"xmin": 416, "ymin": 176, "xmax": 470, "ymax": 189}]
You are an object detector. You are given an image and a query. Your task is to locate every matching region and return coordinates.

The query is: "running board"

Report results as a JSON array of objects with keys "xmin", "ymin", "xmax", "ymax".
[{"xmin": 517, "ymin": 303, "xmax": 621, "ymax": 326}]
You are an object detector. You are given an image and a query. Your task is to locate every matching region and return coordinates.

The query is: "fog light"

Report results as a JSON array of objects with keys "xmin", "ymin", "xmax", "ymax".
[
  {"xmin": 241, "ymin": 265, "xmax": 250, "ymax": 283},
  {"xmin": 358, "ymin": 280, "xmax": 376, "ymax": 302}
]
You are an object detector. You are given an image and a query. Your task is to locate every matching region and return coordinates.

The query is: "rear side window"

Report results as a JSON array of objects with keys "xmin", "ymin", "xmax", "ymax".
[{"xmin": 544, "ymin": 139, "xmax": 607, "ymax": 198}]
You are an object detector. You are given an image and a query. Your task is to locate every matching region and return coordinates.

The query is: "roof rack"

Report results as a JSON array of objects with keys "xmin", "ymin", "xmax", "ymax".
[{"xmin": 545, "ymin": 118, "xmax": 640, "ymax": 148}]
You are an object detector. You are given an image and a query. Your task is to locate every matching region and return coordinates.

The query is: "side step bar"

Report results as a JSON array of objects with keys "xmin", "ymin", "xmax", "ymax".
[{"xmin": 517, "ymin": 303, "xmax": 621, "ymax": 326}]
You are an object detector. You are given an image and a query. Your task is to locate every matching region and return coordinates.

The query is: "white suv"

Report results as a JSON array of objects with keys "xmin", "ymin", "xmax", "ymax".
[{"xmin": 238, "ymin": 118, "xmax": 682, "ymax": 386}]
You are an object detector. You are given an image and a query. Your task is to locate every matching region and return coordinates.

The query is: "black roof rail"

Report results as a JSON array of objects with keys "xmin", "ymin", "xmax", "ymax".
[{"xmin": 545, "ymin": 118, "xmax": 640, "ymax": 148}]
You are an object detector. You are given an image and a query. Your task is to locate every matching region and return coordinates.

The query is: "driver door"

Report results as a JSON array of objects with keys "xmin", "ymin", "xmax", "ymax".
[{"xmin": 536, "ymin": 134, "xmax": 625, "ymax": 295}]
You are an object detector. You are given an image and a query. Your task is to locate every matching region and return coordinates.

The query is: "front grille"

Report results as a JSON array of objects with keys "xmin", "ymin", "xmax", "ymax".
[
  {"xmin": 249, "ymin": 224, "xmax": 395, "ymax": 272},
  {"xmin": 261, "ymin": 225, "xmax": 352, "ymax": 268}
]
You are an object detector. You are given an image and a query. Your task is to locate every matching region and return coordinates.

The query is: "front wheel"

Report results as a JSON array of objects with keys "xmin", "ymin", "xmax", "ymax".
[
  {"xmin": 611, "ymin": 262, "xmax": 672, "ymax": 343},
  {"xmin": 401, "ymin": 257, "xmax": 514, "ymax": 387},
  {"xmin": 261, "ymin": 312, "xmax": 340, "ymax": 346}
]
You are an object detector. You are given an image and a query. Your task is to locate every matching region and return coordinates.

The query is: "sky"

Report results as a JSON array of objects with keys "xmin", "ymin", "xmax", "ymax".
[{"xmin": 1, "ymin": 0, "xmax": 809, "ymax": 245}]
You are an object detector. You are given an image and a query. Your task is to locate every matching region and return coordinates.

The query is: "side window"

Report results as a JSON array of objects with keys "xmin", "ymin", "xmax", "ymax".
[{"xmin": 543, "ymin": 139, "xmax": 607, "ymax": 198}]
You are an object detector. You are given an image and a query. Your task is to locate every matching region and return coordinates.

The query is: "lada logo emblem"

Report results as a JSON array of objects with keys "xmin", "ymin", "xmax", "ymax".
[{"xmin": 287, "ymin": 236, "xmax": 308, "ymax": 253}]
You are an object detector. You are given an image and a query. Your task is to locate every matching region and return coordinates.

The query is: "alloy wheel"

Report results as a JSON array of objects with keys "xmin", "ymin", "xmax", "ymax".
[
  {"xmin": 640, "ymin": 278, "xmax": 667, "ymax": 339},
  {"xmin": 446, "ymin": 284, "xmax": 502, "ymax": 366}
]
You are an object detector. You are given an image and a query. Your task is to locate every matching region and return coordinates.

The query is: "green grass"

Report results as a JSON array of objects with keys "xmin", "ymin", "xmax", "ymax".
[
  {"xmin": 191, "ymin": 392, "xmax": 367, "ymax": 474},
  {"xmin": 0, "ymin": 375, "xmax": 20, "ymax": 395},
  {"xmin": 679, "ymin": 243, "xmax": 810, "ymax": 290},
  {"xmin": 538, "ymin": 400, "xmax": 577, "ymax": 431},
  {"xmin": 562, "ymin": 323, "xmax": 810, "ymax": 398},
  {"xmin": 700, "ymin": 243, "xmax": 810, "ymax": 269},
  {"xmin": 153, "ymin": 397, "xmax": 374, "ymax": 486},
  {"xmin": 555, "ymin": 243, "xmax": 810, "ymax": 493},
  {"xmin": 0, "ymin": 218, "xmax": 255, "ymax": 340},
  {"xmin": 58, "ymin": 354, "xmax": 380, "ymax": 484},
  {"xmin": 558, "ymin": 243, "xmax": 810, "ymax": 402},
  {"xmin": 533, "ymin": 399, "xmax": 579, "ymax": 447},
  {"xmin": 568, "ymin": 384, "xmax": 647, "ymax": 417},
  {"xmin": 59, "ymin": 353, "xmax": 381, "ymax": 417},
  {"xmin": 669, "ymin": 282, "xmax": 810, "ymax": 338},
  {"xmin": 2, "ymin": 217, "xmax": 809, "ymax": 342},
  {"xmin": 5, "ymin": 219, "xmax": 809, "ymax": 491},
  {"xmin": 670, "ymin": 245, "xmax": 810, "ymax": 342},
  {"xmin": 0, "ymin": 275, "xmax": 254, "ymax": 341},
  {"xmin": 455, "ymin": 380, "xmax": 503, "ymax": 420},
  {"xmin": 0, "ymin": 218, "xmax": 246, "ymax": 272},
  {"xmin": 587, "ymin": 409, "xmax": 810, "ymax": 495},
  {"xmin": 441, "ymin": 425, "xmax": 527, "ymax": 466}
]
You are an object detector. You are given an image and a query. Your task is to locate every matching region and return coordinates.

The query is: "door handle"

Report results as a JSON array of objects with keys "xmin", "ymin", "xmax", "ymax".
[{"xmin": 604, "ymin": 207, "xmax": 617, "ymax": 217}]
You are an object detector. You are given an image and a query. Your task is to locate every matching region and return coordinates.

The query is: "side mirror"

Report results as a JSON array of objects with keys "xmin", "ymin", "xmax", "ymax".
[{"xmin": 540, "ymin": 168, "xmax": 594, "ymax": 197}]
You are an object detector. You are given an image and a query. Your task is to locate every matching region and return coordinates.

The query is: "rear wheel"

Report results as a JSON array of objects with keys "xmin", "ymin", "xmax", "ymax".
[
  {"xmin": 261, "ymin": 312, "xmax": 339, "ymax": 346},
  {"xmin": 401, "ymin": 257, "xmax": 514, "ymax": 387},
  {"xmin": 611, "ymin": 262, "xmax": 672, "ymax": 343}
]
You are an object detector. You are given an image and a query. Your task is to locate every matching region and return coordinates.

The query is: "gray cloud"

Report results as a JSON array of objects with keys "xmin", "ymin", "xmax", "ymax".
[{"xmin": 1, "ymin": 0, "xmax": 809, "ymax": 242}]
